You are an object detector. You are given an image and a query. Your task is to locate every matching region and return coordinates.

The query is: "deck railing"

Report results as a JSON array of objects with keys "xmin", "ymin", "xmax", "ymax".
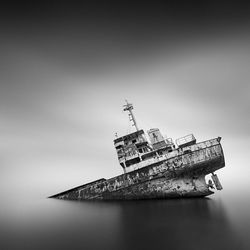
[{"xmin": 176, "ymin": 134, "xmax": 196, "ymax": 147}]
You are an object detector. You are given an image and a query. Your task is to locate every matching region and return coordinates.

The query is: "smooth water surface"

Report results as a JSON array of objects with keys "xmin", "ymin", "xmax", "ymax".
[{"xmin": 1, "ymin": 191, "xmax": 250, "ymax": 250}]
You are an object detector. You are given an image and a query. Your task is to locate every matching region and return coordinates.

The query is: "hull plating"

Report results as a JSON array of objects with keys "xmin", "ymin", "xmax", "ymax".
[{"xmin": 50, "ymin": 139, "xmax": 224, "ymax": 200}]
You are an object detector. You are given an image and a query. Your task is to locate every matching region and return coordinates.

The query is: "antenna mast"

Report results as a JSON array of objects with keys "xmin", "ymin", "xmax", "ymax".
[{"xmin": 123, "ymin": 100, "xmax": 139, "ymax": 131}]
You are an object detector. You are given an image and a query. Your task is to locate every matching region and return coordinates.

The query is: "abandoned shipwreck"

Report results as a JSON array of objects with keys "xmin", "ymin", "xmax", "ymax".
[{"xmin": 50, "ymin": 101, "xmax": 225, "ymax": 200}]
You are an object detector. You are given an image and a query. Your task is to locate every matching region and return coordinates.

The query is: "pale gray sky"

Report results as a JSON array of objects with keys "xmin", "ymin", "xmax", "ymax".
[{"xmin": 0, "ymin": 1, "xmax": 250, "ymax": 199}]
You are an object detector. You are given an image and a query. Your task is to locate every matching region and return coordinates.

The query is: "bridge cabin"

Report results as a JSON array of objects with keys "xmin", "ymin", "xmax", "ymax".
[
  {"xmin": 114, "ymin": 101, "xmax": 175, "ymax": 173},
  {"xmin": 114, "ymin": 129, "xmax": 150, "ymax": 173}
]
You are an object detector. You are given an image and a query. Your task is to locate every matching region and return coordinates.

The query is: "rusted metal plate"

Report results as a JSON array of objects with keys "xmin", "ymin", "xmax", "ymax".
[
  {"xmin": 51, "ymin": 140, "xmax": 224, "ymax": 200},
  {"xmin": 211, "ymin": 173, "xmax": 223, "ymax": 190}
]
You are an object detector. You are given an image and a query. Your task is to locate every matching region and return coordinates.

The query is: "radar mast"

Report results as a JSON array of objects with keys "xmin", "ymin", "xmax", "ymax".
[{"xmin": 123, "ymin": 100, "xmax": 139, "ymax": 131}]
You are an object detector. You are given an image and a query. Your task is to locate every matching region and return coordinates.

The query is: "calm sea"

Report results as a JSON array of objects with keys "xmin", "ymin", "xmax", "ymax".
[{"xmin": 1, "ymin": 190, "xmax": 249, "ymax": 250}]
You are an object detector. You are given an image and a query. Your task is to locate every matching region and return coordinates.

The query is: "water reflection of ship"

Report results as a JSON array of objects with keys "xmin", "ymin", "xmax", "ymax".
[{"xmin": 116, "ymin": 199, "xmax": 243, "ymax": 250}]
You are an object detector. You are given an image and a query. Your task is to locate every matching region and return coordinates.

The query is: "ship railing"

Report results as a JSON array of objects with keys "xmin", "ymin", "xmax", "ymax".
[
  {"xmin": 165, "ymin": 137, "xmax": 175, "ymax": 146},
  {"xmin": 114, "ymin": 141, "xmax": 124, "ymax": 148},
  {"xmin": 125, "ymin": 152, "xmax": 140, "ymax": 161},
  {"xmin": 125, "ymin": 156, "xmax": 160, "ymax": 173},
  {"xmin": 180, "ymin": 137, "xmax": 220, "ymax": 152},
  {"xmin": 176, "ymin": 134, "xmax": 196, "ymax": 147},
  {"xmin": 101, "ymin": 139, "xmax": 223, "ymax": 194}
]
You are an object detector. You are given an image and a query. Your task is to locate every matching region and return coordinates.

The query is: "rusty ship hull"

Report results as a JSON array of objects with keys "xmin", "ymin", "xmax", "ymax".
[{"xmin": 50, "ymin": 137, "xmax": 224, "ymax": 200}]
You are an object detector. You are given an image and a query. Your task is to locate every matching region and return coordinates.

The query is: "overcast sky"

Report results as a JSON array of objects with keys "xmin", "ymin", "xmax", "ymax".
[{"xmin": 0, "ymin": 1, "xmax": 250, "ymax": 199}]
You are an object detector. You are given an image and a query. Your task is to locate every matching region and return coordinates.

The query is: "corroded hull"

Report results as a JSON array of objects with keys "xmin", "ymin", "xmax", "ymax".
[
  {"xmin": 50, "ymin": 138, "xmax": 224, "ymax": 200},
  {"xmin": 100, "ymin": 175, "xmax": 213, "ymax": 200}
]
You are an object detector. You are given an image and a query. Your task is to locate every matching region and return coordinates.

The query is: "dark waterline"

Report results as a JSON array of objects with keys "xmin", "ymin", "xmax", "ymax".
[{"xmin": 1, "ymin": 193, "xmax": 249, "ymax": 250}]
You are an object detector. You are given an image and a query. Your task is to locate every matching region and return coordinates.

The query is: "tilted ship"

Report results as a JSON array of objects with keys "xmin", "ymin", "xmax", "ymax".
[{"xmin": 50, "ymin": 101, "xmax": 225, "ymax": 200}]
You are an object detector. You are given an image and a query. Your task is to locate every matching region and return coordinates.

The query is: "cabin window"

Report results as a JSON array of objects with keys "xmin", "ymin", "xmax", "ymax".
[
  {"xmin": 125, "ymin": 157, "xmax": 140, "ymax": 167},
  {"xmin": 115, "ymin": 144, "xmax": 123, "ymax": 149},
  {"xmin": 183, "ymin": 149, "xmax": 192, "ymax": 154},
  {"xmin": 132, "ymin": 139, "xmax": 137, "ymax": 143},
  {"xmin": 139, "ymin": 148, "xmax": 143, "ymax": 153},
  {"xmin": 141, "ymin": 151, "xmax": 157, "ymax": 160},
  {"xmin": 158, "ymin": 151, "xmax": 163, "ymax": 156}
]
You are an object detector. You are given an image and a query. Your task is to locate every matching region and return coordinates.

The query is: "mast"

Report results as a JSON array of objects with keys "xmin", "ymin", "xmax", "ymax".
[{"xmin": 123, "ymin": 100, "xmax": 139, "ymax": 131}]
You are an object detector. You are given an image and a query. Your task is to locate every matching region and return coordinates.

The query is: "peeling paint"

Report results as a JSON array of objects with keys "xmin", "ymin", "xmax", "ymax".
[{"xmin": 50, "ymin": 138, "xmax": 224, "ymax": 200}]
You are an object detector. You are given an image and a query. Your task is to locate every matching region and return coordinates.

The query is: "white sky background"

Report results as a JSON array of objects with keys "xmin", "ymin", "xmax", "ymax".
[{"xmin": 0, "ymin": 2, "xmax": 250, "ymax": 199}]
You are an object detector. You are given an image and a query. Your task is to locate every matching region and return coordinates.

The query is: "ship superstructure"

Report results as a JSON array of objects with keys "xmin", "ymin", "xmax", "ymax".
[
  {"xmin": 115, "ymin": 101, "xmax": 196, "ymax": 174},
  {"xmin": 50, "ymin": 101, "xmax": 225, "ymax": 200}
]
